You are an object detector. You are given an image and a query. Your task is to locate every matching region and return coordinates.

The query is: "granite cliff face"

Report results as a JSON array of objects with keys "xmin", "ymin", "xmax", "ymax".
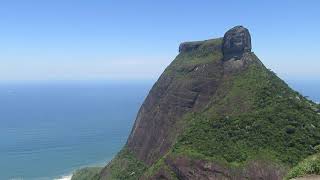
[
  {"xmin": 127, "ymin": 39, "xmax": 224, "ymax": 165},
  {"xmin": 72, "ymin": 26, "xmax": 320, "ymax": 180},
  {"xmin": 126, "ymin": 26, "xmax": 254, "ymax": 166}
]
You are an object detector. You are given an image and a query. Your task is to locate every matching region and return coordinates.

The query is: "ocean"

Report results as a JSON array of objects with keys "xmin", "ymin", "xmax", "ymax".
[
  {"xmin": 286, "ymin": 79, "xmax": 320, "ymax": 103},
  {"xmin": 0, "ymin": 79, "xmax": 318, "ymax": 180},
  {"xmin": 0, "ymin": 81, "xmax": 152, "ymax": 180}
]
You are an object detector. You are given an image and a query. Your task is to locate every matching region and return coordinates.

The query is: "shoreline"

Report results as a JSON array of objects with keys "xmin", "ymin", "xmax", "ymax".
[
  {"xmin": 54, "ymin": 175, "xmax": 73, "ymax": 180},
  {"xmin": 52, "ymin": 158, "xmax": 109, "ymax": 180}
]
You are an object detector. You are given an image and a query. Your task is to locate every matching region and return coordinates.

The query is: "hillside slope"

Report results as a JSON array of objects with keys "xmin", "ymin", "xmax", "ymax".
[{"xmin": 73, "ymin": 26, "xmax": 320, "ymax": 180}]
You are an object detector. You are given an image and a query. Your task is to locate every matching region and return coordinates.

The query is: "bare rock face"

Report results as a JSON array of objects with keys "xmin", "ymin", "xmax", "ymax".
[
  {"xmin": 126, "ymin": 50, "xmax": 224, "ymax": 165},
  {"xmin": 179, "ymin": 41, "xmax": 203, "ymax": 52},
  {"xmin": 223, "ymin": 26, "xmax": 251, "ymax": 60}
]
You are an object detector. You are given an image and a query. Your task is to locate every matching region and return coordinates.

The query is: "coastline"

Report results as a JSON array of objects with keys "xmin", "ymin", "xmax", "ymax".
[
  {"xmin": 54, "ymin": 175, "xmax": 72, "ymax": 180},
  {"xmin": 53, "ymin": 158, "xmax": 110, "ymax": 180}
]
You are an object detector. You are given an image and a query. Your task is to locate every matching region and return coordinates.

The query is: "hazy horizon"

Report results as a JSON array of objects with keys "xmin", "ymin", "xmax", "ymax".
[{"xmin": 1, "ymin": 0, "xmax": 320, "ymax": 81}]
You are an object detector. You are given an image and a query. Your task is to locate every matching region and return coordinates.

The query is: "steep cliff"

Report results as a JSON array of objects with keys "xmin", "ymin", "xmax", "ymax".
[{"xmin": 73, "ymin": 26, "xmax": 320, "ymax": 180}]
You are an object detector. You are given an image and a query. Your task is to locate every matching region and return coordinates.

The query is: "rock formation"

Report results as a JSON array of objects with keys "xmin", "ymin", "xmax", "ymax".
[
  {"xmin": 72, "ymin": 26, "xmax": 320, "ymax": 180},
  {"xmin": 125, "ymin": 26, "xmax": 254, "ymax": 167},
  {"xmin": 223, "ymin": 26, "xmax": 251, "ymax": 60}
]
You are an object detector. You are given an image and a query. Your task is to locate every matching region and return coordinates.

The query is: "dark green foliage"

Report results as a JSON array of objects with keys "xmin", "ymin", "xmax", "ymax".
[
  {"xmin": 143, "ymin": 156, "xmax": 178, "ymax": 180},
  {"xmin": 285, "ymin": 153, "xmax": 320, "ymax": 179},
  {"xmin": 71, "ymin": 148, "xmax": 147, "ymax": 180},
  {"xmin": 106, "ymin": 147, "xmax": 147, "ymax": 180},
  {"xmin": 71, "ymin": 167, "xmax": 102, "ymax": 180},
  {"xmin": 174, "ymin": 61, "xmax": 320, "ymax": 167}
]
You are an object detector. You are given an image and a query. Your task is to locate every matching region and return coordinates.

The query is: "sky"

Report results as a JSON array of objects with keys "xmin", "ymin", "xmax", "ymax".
[{"xmin": 0, "ymin": 0, "xmax": 319, "ymax": 81}]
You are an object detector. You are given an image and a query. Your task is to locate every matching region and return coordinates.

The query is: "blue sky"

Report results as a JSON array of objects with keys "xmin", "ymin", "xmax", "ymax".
[{"xmin": 0, "ymin": 0, "xmax": 319, "ymax": 81}]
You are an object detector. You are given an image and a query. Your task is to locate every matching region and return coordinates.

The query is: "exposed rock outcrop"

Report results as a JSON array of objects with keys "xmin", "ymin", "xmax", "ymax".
[
  {"xmin": 179, "ymin": 38, "xmax": 223, "ymax": 53},
  {"xmin": 179, "ymin": 41, "xmax": 203, "ymax": 53},
  {"xmin": 223, "ymin": 26, "xmax": 251, "ymax": 61}
]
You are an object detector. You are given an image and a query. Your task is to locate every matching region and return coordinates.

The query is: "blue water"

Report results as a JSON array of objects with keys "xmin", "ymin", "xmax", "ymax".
[
  {"xmin": 0, "ymin": 81, "xmax": 152, "ymax": 180},
  {"xmin": 0, "ymin": 80, "xmax": 318, "ymax": 180},
  {"xmin": 286, "ymin": 79, "xmax": 320, "ymax": 103}
]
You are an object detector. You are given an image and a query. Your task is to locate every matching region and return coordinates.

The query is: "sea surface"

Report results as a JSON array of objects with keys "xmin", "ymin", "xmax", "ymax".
[
  {"xmin": 286, "ymin": 79, "xmax": 320, "ymax": 103},
  {"xmin": 0, "ymin": 79, "xmax": 318, "ymax": 180},
  {"xmin": 0, "ymin": 81, "xmax": 152, "ymax": 180}
]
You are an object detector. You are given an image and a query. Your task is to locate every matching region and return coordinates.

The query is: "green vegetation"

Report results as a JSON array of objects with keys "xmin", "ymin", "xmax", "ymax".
[
  {"xmin": 285, "ymin": 153, "xmax": 320, "ymax": 179},
  {"xmin": 82, "ymin": 37, "xmax": 320, "ymax": 179},
  {"xmin": 103, "ymin": 147, "xmax": 147, "ymax": 180},
  {"xmin": 174, "ymin": 60, "xmax": 320, "ymax": 167},
  {"xmin": 71, "ymin": 167, "xmax": 102, "ymax": 180},
  {"xmin": 143, "ymin": 157, "xmax": 178, "ymax": 180},
  {"xmin": 71, "ymin": 148, "xmax": 146, "ymax": 180},
  {"xmin": 164, "ymin": 38, "xmax": 223, "ymax": 78},
  {"xmin": 147, "ymin": 46, "xmax": 320, "ymax": 177},
  {"xmin": 142, "ymin": 151, "xmax": 179, "ymax": 180}
]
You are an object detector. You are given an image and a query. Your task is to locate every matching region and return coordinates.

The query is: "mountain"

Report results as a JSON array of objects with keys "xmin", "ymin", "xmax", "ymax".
[{"xmin": 72, "ymin": 26, "xmax": 320, "ymax": 180}]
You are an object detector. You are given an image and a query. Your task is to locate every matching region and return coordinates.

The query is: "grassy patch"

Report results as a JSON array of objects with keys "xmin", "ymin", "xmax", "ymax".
[
  {"xmin": 143, "ymin": 157, "xmax": 166, "ymax": 177},
  {"xmin": 71, "ymin": 167, "xmax": 102, "ymax": 180},
  {"xmin": 106, "ymin": 147, "xmax": 147, "ymax": 180},
  {"xmin": 285, "ymin": 153, "xmax": 320, "ymax": 179},
  {"xmin": 164, "ymin": 38, "xmax": 223, "ymax": 78},
  {"xmin": 143, "ymin": 157, "xmax": 178, "ymax": 180}
]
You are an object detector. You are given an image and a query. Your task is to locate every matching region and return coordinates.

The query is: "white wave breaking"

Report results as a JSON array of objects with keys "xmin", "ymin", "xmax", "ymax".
[{"xmin": 53, "ymin": 174, "xmax": 72, "ymax": 180}]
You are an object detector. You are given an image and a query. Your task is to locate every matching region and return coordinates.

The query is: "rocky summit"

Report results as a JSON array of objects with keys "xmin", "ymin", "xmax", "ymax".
[
  {"xmin": 72, "ymin": 26, "xmax": 320, "ymax": 180},
  {"xmin": 223, "ymin": 26, "xmax": 251, "ymax": 61}
]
